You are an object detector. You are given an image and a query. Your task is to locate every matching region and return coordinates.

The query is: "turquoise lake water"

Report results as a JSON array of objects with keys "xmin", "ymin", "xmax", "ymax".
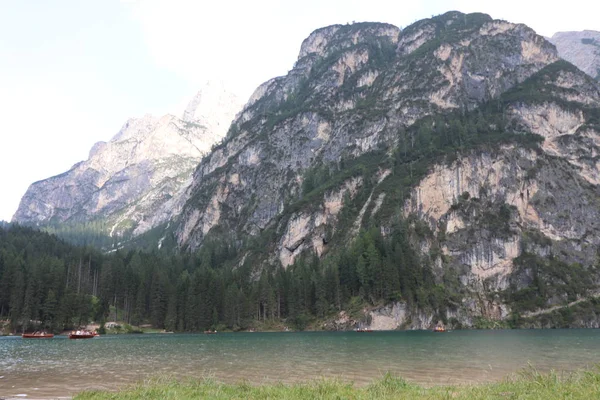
[{"xmin": 1, "ymin": 329, "xmax": 599, "ymax": 398}]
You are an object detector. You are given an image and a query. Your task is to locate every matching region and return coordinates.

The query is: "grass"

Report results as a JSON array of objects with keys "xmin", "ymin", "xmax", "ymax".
[{"xmin": 75, "ymin": 367, "xmax": 600, "ymax": 399}]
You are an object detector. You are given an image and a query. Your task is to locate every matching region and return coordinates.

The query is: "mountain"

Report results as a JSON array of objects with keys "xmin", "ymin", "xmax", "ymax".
[
  {"xmin": 550, "ymin": 30, "xmax": 600, "ymax": 80},
  {"xmin": 13, "ymin": 82, "xmax": 243, "ymax": 244},
  {"xmin": 11, "ymin": 11, "xmax": 600, "ymax": 330},
  {"xmin": 166, "ymin": 12, "xmax": 600, "ymax": 328},
  {"xmin": 175, "ymin": 12, "xmax": 558, "ymax": 254}
]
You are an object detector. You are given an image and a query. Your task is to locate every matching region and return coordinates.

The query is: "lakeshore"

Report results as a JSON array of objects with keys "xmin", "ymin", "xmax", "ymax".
[{"xmin": 74, "ymin": 369, "xmax": 600, "ymax": 399}]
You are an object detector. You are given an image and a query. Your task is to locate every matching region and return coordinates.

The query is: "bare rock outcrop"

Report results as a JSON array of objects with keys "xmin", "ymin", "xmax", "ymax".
[{"xmin": 13, "ymin": 83, "xmax": 244, "ymax": 239}]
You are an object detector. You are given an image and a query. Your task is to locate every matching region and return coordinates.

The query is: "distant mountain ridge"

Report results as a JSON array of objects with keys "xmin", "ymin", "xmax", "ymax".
[
  {"xmin": 13, "ymin": 82, "xmax": 244, "ymax": 242},
  {"xmin": 550, "ymin": 30, "xmax": 600, "ymax": 80}
]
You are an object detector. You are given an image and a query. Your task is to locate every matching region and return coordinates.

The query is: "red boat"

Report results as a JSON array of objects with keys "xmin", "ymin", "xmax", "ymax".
[
  {"xmin": 68, "ymin": 330, "xmax": 96, "ymax": 339},
  {"xmin": 22, "ymin": 332, "xmax": 54, "ymax": 339}
]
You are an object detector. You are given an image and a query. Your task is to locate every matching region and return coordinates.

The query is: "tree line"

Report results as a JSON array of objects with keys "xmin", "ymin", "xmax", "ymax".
[{"xmin": 0, "ymin": 221, "xmax": 457, "ymax": 333}]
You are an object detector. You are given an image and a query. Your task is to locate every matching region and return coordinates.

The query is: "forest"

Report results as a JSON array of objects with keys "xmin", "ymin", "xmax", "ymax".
[{"xmin": 0, "ymin": 221, "xmax": 452, "ymax": 333}]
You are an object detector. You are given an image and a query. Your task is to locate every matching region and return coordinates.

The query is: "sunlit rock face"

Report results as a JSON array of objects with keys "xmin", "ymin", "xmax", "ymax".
[
  {"xmin": 177, "ymin": 12, "xmax": 559, "ymax": 252},
  {"xmin": 13, "ymin": 82, "xmax": 244, "ymax": 238}
]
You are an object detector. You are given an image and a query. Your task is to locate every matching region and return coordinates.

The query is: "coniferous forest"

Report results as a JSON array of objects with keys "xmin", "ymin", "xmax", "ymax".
[{"xmin": 0, "ymin": 222, "xmax": 452, "ymax": 333}]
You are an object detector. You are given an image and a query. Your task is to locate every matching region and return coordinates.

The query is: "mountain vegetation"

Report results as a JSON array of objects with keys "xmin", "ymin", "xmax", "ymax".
[
  {"xmin": 3, "ymin": 211, "xmax": 600, "ymax": 334},
  {"xmin": 0, "ymin": 223, "xmax": 459, "ymax": 332}
]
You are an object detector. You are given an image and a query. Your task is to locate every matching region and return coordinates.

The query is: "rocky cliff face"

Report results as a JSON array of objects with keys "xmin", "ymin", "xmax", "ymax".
[
  {"xmin": 13, "ymin": 82, "xmax": 243, "ymax": 239},
  {"xmin": 172, "ymin": 12, "xmax": 600, "ymax": 328},
  {"xmin": 177, "ymin": 13, "xmax": 557, "ymax": 249},
  {"xmin": 551, "ymin": 30, "xmax": 600, "ymax": 80}
]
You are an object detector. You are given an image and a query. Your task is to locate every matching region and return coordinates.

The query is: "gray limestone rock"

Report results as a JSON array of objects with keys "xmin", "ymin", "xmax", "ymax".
[{"xmin": 13, "ymin": 83, "xmax": 244, "ymax": 239}]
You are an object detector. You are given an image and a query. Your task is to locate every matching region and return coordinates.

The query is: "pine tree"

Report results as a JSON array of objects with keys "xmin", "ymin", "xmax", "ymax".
[
  {"xmin": 164, "ymin": 291, "xmax": 178, "ymax": 332},
  {"xmin": 150, "ymin": 271, "xmax": 167, "ymax": 328},
  {"xmin": 132, "ymin": 282, "xmax": 146, "ymax": 326},
  {"xmin": 42, "ymin": 289, "xmax": 58, "ymax": 330}
]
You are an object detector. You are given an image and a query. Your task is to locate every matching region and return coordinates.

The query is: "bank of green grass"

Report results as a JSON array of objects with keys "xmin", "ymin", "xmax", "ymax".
[{"xmin": 76, "ymin": 368, "xmax": 600, "ymax": 399}]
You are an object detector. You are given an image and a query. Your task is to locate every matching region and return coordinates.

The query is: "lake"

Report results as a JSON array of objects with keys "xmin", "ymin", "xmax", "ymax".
[{"xmin": 1, "ymin": 329, "xmax": 599, "ymax": 399}]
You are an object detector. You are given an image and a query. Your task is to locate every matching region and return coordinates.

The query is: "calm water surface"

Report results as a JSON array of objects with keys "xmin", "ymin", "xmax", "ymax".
[{"xmin": 1, "ymin": 329, "xmax": 599, "ymax": 398}]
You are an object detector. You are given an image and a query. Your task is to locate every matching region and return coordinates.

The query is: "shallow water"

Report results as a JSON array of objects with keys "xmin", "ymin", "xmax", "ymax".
[{"xmin": 1, "ymin": 329, "xmax": 599, "ymax": 398}]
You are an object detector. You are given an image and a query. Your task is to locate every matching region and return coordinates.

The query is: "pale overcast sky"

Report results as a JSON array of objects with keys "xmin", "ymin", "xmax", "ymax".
[{"xmin": 1, "ymin": 0, "xmax": 599, "ymax": 221}]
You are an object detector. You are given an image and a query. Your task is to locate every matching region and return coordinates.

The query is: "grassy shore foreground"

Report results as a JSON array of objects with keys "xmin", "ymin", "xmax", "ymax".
[{"xmin": 75, "ymin": 368, "xmax": 600, "ymax": 400}]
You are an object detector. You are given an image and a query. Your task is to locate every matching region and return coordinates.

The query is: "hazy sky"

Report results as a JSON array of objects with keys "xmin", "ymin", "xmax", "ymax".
[{"xmin": 1, "ymin": 0, "xmax": 599, "ymax": 221}]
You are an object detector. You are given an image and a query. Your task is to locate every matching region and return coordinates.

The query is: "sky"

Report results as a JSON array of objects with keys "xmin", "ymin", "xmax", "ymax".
[{"xmin": 1, "ymin": 0, "xmax": 599, "ymax": 222}]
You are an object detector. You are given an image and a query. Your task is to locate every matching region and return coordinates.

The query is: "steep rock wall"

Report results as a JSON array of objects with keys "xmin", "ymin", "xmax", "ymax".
[{"xmin": 176, "ymin": 12, "xmax": 559, "ymax": 256}]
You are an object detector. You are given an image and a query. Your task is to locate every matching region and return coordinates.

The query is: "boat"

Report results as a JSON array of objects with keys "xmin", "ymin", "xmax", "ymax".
[
  {"xmin": 355, "ymin": 328, "xmax": 373, "ymax": 333},
  {"xmin": 433, "ymin": 326, "xmax": 447, "ymax": 332},
  {"xmin": 204, "ymin": 330, "xmax": 217, "ymax": 334},
  {"xmin": 22, "ymin": 332, "xmax": 54, "ymax": 339},
  {"xmin": 68, "ymin": 330, "xmax": 96, "ymax": 339}
]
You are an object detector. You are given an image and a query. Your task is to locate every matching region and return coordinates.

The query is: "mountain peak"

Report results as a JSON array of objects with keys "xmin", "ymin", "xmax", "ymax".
[
  {"xmin": 182, "ymin": 81, "xmax": 244, "ymax": 138},
  {"xmin": 13, "ymin": 84, "xmax": 244, "ymax": 240},
  {"xmin": 298, "ymin": 22, "xmax": 400, "ymax": 61},
  {"xmin": 175, "ymin": 10, "xmax": 562, "ymax": 256}
]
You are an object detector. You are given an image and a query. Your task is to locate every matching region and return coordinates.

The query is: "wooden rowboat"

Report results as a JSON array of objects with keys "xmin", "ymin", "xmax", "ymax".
[{"xmin": 22, "ymin": 332, "xmax": 54, "ymax": 339}]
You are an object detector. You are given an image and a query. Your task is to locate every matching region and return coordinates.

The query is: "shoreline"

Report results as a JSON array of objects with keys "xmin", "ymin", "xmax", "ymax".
[
  {"xmin": 5, "ymin": 368, "xmax": 600, "ymax": 400},
  {"xmin": 73, "ymin": 368, "xmax": 600, "ymax": 399}
]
